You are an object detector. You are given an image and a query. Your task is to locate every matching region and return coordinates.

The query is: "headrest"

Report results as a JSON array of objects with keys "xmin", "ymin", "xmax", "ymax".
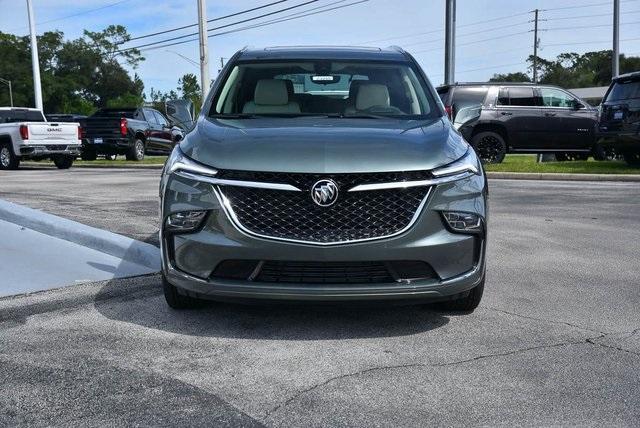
[
  {"xmin": 254, "ymin": 79, "xmax": 289, "ymax": 106},
  {"xmin": 356, "ymin": 84, "xmax": 390, "ymax": 110},
  {"xmin": 282, "ymin": 79, "xmax": 294, "ymax": 97},
  {"xmin": 348, "ymin": 80, "xmax": 366, "ymax": 99}
]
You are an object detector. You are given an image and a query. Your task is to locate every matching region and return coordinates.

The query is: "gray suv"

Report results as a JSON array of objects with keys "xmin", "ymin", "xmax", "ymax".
[{"xmin": 159, "ymin": 46, "xmax": 487, "ymax": 312}]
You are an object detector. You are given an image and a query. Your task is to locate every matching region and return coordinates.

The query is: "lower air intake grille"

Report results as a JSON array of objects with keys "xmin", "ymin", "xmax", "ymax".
[
  {"xmin": 256, "ymin": 261, "xmax": 394, "ymax": 284},
  {"xmin": 211, "ymin": 260, "xmax": 438, "ymax": 284}
]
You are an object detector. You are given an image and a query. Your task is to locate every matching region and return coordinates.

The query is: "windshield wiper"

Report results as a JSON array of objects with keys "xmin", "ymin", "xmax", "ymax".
[{"xmin": 211, "ymin": 113, "xmax": 257, "ymax": 119}]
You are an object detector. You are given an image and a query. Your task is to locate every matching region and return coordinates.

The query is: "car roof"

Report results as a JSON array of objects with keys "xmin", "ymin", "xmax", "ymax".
[
  {"xmin": 0, "ymin": 107, "xmax": 41, "ymax": 111},
  {"xmin": 237, "ymin": 45, "xmax": 409, "ymax": 62},
  {"xmin": 613, "ymin": 70, "xmax": 640, "ymax": 81},
  {"xmin": 437, "ymin": 82, "xmax": 568, "ymax": 91}
]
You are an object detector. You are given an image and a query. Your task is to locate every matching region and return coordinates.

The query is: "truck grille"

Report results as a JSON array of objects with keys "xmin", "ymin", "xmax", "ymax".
[{"xmin": 216, "ymin": 170, "xmax": 431, "ymax": 244}]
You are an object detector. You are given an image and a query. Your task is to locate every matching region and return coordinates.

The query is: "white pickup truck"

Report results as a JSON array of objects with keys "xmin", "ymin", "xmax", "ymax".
[{"xmin": 0, "ymin": 107, "xmax": 82, "ymax": 170}]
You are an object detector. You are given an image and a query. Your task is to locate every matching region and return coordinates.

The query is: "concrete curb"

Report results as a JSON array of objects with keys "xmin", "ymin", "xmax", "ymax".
[
  {"xmin": 21, "ymin": 162, "xmax": 165, "ymax": 169},
  {"xmin": 487, "ymin": 172, "xmax": 640, "ymax": 182},
  {"xmin": 0, "ymin": 199, "xmax": 160, "ymax": 270}
]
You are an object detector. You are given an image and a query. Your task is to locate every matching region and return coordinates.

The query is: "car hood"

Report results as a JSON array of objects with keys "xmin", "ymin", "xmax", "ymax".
[{"xmin": 180, "ymin": 116, "xmax": 468, "ymax": 173}]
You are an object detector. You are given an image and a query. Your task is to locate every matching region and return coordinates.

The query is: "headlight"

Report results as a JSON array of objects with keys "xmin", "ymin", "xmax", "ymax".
[
  {"xmin": 164, "ymin": 146, "xmax": 218, "ymax": 177},
  {"xmin": 442, "ymin": 211, "xmax": 483, "ymax": 233},
  {"xmin": 432, "ymin": 149, "xmax": 481, "ymax": 178}
]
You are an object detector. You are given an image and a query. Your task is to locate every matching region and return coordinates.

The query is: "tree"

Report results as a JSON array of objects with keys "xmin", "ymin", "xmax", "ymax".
[
  {"xmin": 0, "ymin": 26, "xmax": 144, "ymax": 112},
  {"xmin": 178, "ymin": 73, "xmax": 201, "ymax": 114},
  {"xmin": 527, "ymin": 50, "xmax": 640, "ymax": 88},
  {"xmin": 489, "ymin": 72, "xmax": 531, "ymax": 83}
]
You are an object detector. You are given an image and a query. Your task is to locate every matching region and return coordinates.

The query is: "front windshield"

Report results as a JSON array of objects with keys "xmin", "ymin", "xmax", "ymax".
[{"xmin": 209, "ymin": 60, "xmax": 438, "ymax": 119}]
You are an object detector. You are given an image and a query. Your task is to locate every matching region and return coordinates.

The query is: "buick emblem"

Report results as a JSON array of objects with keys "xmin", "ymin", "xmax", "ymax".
[{"xmin": 311, "ymin": 179, "xmax": 339, "ymax": 207}]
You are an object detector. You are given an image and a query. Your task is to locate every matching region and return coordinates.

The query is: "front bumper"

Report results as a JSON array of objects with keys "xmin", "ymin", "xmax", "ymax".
[{"xmin": 161, "ymin": 171, "xmax": 487, "ymax": 302}]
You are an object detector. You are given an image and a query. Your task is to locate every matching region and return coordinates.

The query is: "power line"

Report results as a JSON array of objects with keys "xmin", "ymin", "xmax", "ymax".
[
  {"xmin": 359, "ymin": 10, "xmax": 533, "ymax": 45},
  {"xmin": 7, "ymin": 0, "xmax": 131, "ymax": 32},
  {"xmin": 545, "ymin": 9, "xmax": 640, "ymax": 20},
  {"xmin": 542, "ymin": 36, "xmax": 640, "ymax": 47},
  {"xmin": 127, "ymin": 0, "xmax": 290, "ymax": 42},
  {"xmin": 542, "ymin": 0, "xmax": 639, "ymax": 11},
  {"xmin": 545, "ymin": 20, "xmax": 640, "ymax": 31},
  {"xmin": 123, "ymin": 0, "xmax": 368, "ymax": 54},
  {"xmin": 398, "ymin": 20, "xmax": 531, "ymax": 49},
  {"xmin": 117, "ymin": 0, "xmax": 322, "ymax": 51}
]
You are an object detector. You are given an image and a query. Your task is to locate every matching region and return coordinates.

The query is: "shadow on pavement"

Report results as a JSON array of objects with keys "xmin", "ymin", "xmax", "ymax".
[{"xmin": 94, "ymin": 234, "xmax": 450, "ymax": 341}]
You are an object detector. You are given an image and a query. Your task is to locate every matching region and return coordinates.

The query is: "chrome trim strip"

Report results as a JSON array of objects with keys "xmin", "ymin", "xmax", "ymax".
[
  {"xmin": 213, "ymin": 186, "xmax": 433, "ymax": 246},
  {"xmin": 174, "ymin": 170, "xmax": 301, "ymax": 191},
  {"xmin": 348, "ymin": 172, "xmax": 473, "ymax": 192}
]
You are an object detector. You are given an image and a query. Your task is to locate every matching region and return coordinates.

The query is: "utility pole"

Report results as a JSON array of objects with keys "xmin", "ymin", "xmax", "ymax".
[
  {"xmin": 613, "ymin": 0, "xmax": 620, "ymax": 78},
  {"xmin": 26, "ymin": 0, "xmax": 43, "ymax": 110},
  {"xmin": 0, "ymin": 78, "xmax": 12, "ymax": 107},
  {"xmin": 197, "ymin": 0, "xmax": 210, "ymax": 101},
  {"xmin": 444, "ymin": 0, "xmax": 456, "ymax": 85},
  {"xmin": 533, "ymin": 9, "xmax": 539, "ymax": 83}
]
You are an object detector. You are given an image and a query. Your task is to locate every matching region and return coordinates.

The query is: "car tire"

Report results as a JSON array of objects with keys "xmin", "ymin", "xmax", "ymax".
[
  {"xmin": 0, "ymin": 143, "xmax": 20, "ymax": 170},
  {"xmin": 81, "ymin": 149, "xmax": 97, "ymax": 161},
  {"xmin": 126, "ymin": 139, "xmax": 145, "ymax": 161},
  {"xmin": 53, "ymin": 156, "xmax": 74, "ymax": 169},
  {"xmin": 162, "ymin": 274, "xmax": 202, "ymax": 309},
  {"xmin": 623, "ymin": 151, "xmax": 640, "ymax": 167},
  {"xmin": 472, "ymin": 132, "xmax": 506, "ymax": 164},
  {"xmin": 437, "ymin": 278, "xmax": 485, "ymax": 312}
]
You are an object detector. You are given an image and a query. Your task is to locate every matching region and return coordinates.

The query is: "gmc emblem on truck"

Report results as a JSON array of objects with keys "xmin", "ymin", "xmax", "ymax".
[{"xmin": 47, "ymin": 127, "xmax": 63, "ymax": 132}]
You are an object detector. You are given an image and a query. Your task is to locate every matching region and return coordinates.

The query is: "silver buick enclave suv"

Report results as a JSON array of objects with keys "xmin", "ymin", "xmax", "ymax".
[{"xmin": 159, "ymin": 46, "xmax": 488, "ymax": 312}]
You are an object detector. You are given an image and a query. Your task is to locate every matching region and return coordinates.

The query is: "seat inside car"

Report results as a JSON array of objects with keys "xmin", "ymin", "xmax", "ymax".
[
  {"xmin": 345, "ymin": 83, "xmax": 390, "ymax": 114},
  {"xmin": 242, "ymin": 79, "xmax": 301, "ymax": 114}
]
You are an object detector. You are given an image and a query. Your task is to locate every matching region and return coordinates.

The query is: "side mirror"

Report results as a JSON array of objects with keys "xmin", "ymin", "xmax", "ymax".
[{"xmin": 573, "ymin": 100, "xmax": 584, "ymax": 109}]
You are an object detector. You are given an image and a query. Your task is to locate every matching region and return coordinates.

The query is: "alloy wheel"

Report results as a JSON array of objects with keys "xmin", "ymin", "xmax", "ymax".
[
  {"xmin": 0, "ymin": 147, "xmax": 10, "ymax": 168},
  {"xmin": 476, "ymin": 135, "xmax": 503, "ymax": 163}
]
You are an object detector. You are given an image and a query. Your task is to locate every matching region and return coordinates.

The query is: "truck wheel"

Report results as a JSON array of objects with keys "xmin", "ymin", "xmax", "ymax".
[
  {"xmin": 162, "ymin": 274, "xmax": 202, "ymax": 310},
  {"xmin": 0, "ymin": 143, "xmax": 20, "ymax": 170},
  {"xmin": 53, "ymin": 156, "xmax": 74, "ymax": 169},
  {"xmin": 592, "ymin": 144, "xmax": 617, "ymax": 161},
  {"xmin": 556, "ymin": 153, "xmax": 588, "ymax": 161},
  {"xmin": 126, "ymin": 139, "xmax": 145, "ymax": 161},
  {"xmin": 472, "ymin": 132, "xmax": 506, "ymax": 164},
  {"xmin": 623, "ymin": 152, "xmax": 640, "ymax": 167},
  {"xmin": 437, "ymin": 278, "xmax": 485, "ymax": 312},
  {"xmin": 81, "ymin": 149, "xmax": 97, "ymax": 161}
]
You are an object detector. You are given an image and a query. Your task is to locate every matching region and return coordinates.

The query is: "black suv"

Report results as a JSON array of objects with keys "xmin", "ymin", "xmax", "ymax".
[
  {"xmin": 437, "ymin": 83, "xmax": 598, "ymax": 163},
  {"xmin": 597, "ymin": 71, "xmax": 640, "ymax": 166}
]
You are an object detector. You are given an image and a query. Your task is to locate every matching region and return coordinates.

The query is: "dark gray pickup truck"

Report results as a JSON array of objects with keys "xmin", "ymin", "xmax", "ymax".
[{"xmin": 81, "ymin": 107, "xmax": 183, "ymax": 161}]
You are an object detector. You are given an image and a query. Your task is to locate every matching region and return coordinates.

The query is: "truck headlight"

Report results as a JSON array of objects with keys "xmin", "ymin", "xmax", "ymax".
[{"xmin": 442, "ymin": 211, "xmax": 483, "ymax": 233}]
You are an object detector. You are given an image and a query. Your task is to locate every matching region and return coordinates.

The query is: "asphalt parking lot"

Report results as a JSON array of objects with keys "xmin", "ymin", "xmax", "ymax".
[{"xmin": 1, "ymin": 167, "xmax": 640, "ymax": 426}]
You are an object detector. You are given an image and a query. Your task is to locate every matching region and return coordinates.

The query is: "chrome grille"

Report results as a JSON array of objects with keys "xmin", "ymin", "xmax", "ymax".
[{"xmin": 217, "ymin": 170, "xmax": 431, "ymax": 244}]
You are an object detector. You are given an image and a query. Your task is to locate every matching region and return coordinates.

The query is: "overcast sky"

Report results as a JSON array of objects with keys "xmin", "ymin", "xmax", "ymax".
[{"xmin": 2, "ymin": 0, "xmax": 640, "ymax": 95}]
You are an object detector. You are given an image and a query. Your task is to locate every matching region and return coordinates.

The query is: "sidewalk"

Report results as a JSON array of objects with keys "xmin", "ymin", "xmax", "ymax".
[{"xmin": 0, "ymin": 199, "xmax": 160, "ymax": 297}]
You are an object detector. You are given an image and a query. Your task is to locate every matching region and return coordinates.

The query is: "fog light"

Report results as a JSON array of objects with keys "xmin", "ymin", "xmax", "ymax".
[
  {"xmin": 442, "ymin": 211, "xmax": 482, "ymax": 233},
  {"xmin": 166, "ymin": 211, "xmax": 208, "ymax": 232}
]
